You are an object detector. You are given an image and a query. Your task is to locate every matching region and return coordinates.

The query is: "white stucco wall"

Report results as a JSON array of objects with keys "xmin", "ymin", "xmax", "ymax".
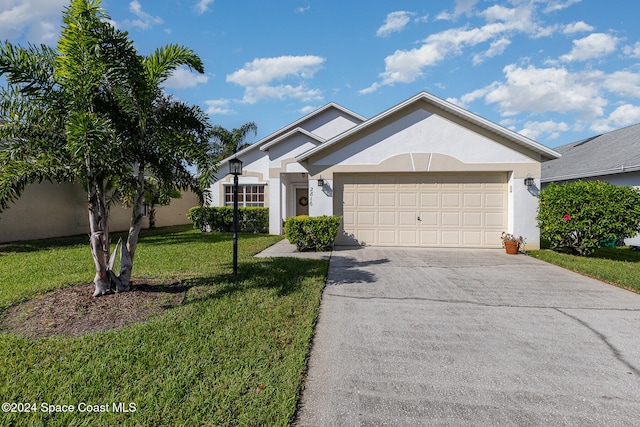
[
  {"xmin": 510, "ymin": 177, "xmax": 542, "ymax": 250},
  {"xmin": 315, "ymin": 110, "xmax": 535, "ymax": 167},
  {"xmin": 309, "ymin": 180, "xmax": 334, "ymax": 217}
]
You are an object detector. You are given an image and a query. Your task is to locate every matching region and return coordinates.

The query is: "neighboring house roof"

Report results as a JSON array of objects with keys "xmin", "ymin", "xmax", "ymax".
[
  {"xmin": 297, "ymin": 91, "xmax": 560, "ymax": 163},
  {"xmin": 542, "ymin": 123, "xmax": 640, "ymax": 183},
  {"xmin": 217, "ymin": 102, "xmax": 365, "ymax": 166}
]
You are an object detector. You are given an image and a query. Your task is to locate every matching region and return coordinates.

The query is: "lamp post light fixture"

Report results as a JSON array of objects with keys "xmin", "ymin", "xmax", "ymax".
[
  {"xmin": 524, "ymin": 174, "xmax": 535, "ymax": 187},
  {"xmin": 229, "ymin": 157, "xmax": 243, "ymax": 275}
]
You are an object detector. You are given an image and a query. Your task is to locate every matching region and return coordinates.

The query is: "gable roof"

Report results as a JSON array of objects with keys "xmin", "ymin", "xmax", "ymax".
[
  {"xmin": 542, "ymin": 122, "xmax": 640, "ymax": 183},
  {"xmin": 296, "ymin": 91, "xmax": 560, "ymax": 163},
  {"xmin": 259, "ymin": 128, "xmax": 325, "ymax": 152},
  {"xmin": 217, "ymin": 102, "xmax": 365, "ymax": 166}
]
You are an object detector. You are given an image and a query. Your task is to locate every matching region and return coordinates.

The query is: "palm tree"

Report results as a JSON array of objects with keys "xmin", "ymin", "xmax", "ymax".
[
  {"xmin": 211, "ymin": 122, "xmax": 258, "ymax": 160},
  {"xmin": 0, "ymin": 0, "xmax": 213, "ymax": 297}
]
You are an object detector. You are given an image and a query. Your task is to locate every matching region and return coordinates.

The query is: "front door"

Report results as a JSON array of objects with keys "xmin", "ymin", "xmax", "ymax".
[{"xmin": 295, "ymin": 187, "xmax": 309, "ymax": 216}]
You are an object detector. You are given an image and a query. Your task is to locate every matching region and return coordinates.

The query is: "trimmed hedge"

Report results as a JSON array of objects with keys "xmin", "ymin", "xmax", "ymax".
[
  {"xmin": 284, "ymin": 215, "xmax": 342, "ymax": 252},
  {"xmin": 188, "ymin": 206, "xmax": 269, "ymax": 233}
]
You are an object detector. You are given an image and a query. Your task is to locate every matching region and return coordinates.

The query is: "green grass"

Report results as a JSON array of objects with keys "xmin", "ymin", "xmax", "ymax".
[
  {"xmin": 528, "ymin": 246, "xmax": 640, "ymax": 293},
  {"xmin": 0, "ymin": 225, "xmax": 328, "ymax": 426}
]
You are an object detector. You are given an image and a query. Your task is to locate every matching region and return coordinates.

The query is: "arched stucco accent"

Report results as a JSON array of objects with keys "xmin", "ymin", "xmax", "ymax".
[{"xmin": 307, "ymin": 152, "xmax": 540, "ymax": 180}]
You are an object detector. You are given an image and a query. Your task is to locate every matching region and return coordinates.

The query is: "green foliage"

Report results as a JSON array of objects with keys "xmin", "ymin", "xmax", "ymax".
[
  {"xmin": 188, "ymin": 206, "xmax": 269, "ymax": 233},
  {"xmin": 0, "ymin": 227, "xmax": 328, "ymax": 425},
  {"xmin": 284, "ymin": 215, "xmax": 342, "ymax": 251},
  {"xmin": 537, "ymin": 181, "xmax": 640, "ymax": 256}
]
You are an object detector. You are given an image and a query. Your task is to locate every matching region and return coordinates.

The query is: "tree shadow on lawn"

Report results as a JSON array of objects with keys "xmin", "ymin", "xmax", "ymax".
[{"xmin": 183, "ymin": 257, "xmax": 328, "ymax": 305}]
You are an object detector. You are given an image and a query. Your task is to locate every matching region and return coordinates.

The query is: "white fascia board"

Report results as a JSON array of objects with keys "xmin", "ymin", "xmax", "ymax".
[
  {"xmin": 296, "ymin": 91, "xmax": 561, "ymax": 163},
  {"xmin": 259, "ymin": 128, "xmax": 325, "ymax": 151}
]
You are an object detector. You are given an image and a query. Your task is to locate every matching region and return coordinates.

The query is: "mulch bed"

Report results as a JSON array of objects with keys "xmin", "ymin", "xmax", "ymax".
[{"xmin": 1, "ymin": 281, "xmax": 186, "ymax": 339}]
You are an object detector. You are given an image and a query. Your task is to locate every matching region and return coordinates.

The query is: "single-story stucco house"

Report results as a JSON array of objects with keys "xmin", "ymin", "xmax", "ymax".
[
  {"xmin": 209, "ymin": 92, "xmax": 561, "ymax": 250},
  {"xmin": 541, "ymin": 122, "xmax": 640, "ymax": 246}
]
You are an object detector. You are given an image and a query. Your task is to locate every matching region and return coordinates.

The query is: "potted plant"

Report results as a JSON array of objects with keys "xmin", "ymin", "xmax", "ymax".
[{"xmin": 501, "ymin": 232, "xmax": 525, "ymax": 254}]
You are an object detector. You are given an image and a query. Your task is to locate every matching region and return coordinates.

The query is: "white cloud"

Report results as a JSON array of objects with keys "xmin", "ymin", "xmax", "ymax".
[
  {"xmin": 623, "ymin": 42, "xmax": 640, "ymax": 58},
  {"xmin": 454, "ymin": 0, "xmax": 478, "ymax": 16},
  {"xmin": 0, "ymin": 0, "xmax": 67, "ymax": 43},
  {"xmin": 295, "ymin": 5, "xmax": 310, "ymax": 14},
  {"xmin": 518, "ymin": 120, "xmax": 569, "ymax": 140},
  {"xmin": 204, "ymin": 99, "xmax": 234, "ymax": 115},
  {"xmin": 123, "ymin": 0, "xmax": 163, "ymax": 30},
  {"xmin": 194, "ymin": 0, "xmax": 214, "ymax": 15},
  {"xmin": 609, "ymin": 104, "xmax": 640, "ymax": 125},
  {"xmin": 560, "ymin": 33, "xmax": 619, "ymax": 62},
  {"xmin": 226, "ymin": 55, "xmax": 325, "ymax": 104},
  {"xmin": 163, "ymin": 67, "xmax": 209, "ymax": 90},
  {"xmin": 483, "ymin": 64, "xmax": 607, "ymax": 119},
  {"xmin": 562, "ymin": 21, "xmax": 594, "ymax": 34},
  {"xmin": 543, "ymin": 0, "xmax": 582, "ymax": 13},
  {"xmin": 362, "ymin": 3, "xmax": 544, "ymax": 93},
  {"xmin": 376, "ymin": 11, "xmax": 415, "ymax": 37},
  {"xmin": 601, "ymin": 71, "xmax": 640, "ymax": 98},
  {"xmin": 472, "ymin": 37, "xmax": 511, "ymax": 65},
  {"xmin": 588, "ymin": 104, "xmax": 640, "ymax": 133}
]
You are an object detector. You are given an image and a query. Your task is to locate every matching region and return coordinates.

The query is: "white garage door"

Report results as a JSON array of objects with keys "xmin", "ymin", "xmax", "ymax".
[{"xmin": 335, "ymin": 173, "xmax": 507, "ymax": 248}]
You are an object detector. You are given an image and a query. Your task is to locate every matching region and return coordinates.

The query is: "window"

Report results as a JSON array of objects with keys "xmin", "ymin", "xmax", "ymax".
[{"xmin": 225, "ymin": 185, "xmax": 265, "ymax": 207}]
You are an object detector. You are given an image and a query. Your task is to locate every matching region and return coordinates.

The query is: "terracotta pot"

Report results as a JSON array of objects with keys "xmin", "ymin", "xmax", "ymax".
[{"xmin": 504, "ymin": 241, "xmax": 519, "ymax": 254}]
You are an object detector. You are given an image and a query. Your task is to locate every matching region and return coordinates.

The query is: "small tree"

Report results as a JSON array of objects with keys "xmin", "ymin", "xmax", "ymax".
[
  {"xmin": 0, "ymin": 0, "xmax": 214, "ymax": 296},
  {"xmin": 537, "ymin": 181, "xmax": 640, "ymax": 256}
]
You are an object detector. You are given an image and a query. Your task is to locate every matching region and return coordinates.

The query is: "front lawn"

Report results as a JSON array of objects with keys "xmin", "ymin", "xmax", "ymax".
[
  {"xmin": 0, "ymin": 226, "xmax": 328, "ymax": 426},
  {"xmin": 528, "ymin": 246, "xmax": 640, "ymax": 293}
]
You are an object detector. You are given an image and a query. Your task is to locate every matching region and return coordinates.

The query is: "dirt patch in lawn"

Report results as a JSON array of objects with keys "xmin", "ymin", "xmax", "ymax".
[{"xmin": 1, "ymin": 281, "xmax": 186, "ymax": 339}]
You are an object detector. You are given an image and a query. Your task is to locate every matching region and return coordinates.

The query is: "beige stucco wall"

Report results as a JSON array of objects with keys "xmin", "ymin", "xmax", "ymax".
[{"xmin": 0, "ymin": 181, "xmax": 199, "ymax": 243}]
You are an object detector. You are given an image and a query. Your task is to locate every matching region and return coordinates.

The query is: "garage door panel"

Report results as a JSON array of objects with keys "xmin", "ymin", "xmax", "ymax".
[
  {"xmin": 337, "ymin": 173, "xmax": 506, "ymax": 248},
  {"xmin": 357, "ymin": 211, "xmax": 376, "ymax": 225},
  {"xmin": 420, "ymin": 212, "xmax": 439, "ymax": 226},
  {"xmin": 399, "ymin": 211, "xmax": 417, "ymax": 225},
  {"xmin": 463, "ymin": 212, "xmax": 482, "ymax": 227},
  {"xmin": 463, "ymin": 193, "xmax": 482, "ymax": 207},
  {"xmin": 442, "ymin": 212, "xmax": 460, "ymax": 226},
  {"xmin": 442, "ymin": 193, "xmax": 461, "ymax": 207},
  {"xmin": 485, "ymin": 212, "xmax": 505, "ymax": 227},
  {"xmin": 399, "ymin": 193, "xmax": 417, "ymax": 207},
  {"xmin": 379, "ymin": 211, "xmax": 396, "ymax": 225},
  {"xmin": 419, "ymin": 230, "xmax": 439, "ymax": 245},
  {"xmin": 378, "ymin": 193, "xmax": 396, "ymax": 207},
  {"xmin": 441, "ymin": 231, "xmax": 460, "ymax": 245},
  {"xmin": 463, "ymin": 231, "xmax": 482, "ymax": 246},
  {"xmin": 485, "ymin": 193, "xmax": 505, "ymax": 208},
  {"xmin": 399, "ymin": 231, "xmax": 417, "ymax": 245},
  {"xmin": 378, "ymin": 230, "xmax": 396, "ymax": 244},
  {"xmin": 420, "ymin": 193, "xmax": 438, "ymax": 207}
]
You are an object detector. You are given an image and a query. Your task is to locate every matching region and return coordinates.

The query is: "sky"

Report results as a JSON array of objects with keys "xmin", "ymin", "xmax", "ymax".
[{"xmin": 3, "ymin": 0, "xmax": 640, "ymax": 148}]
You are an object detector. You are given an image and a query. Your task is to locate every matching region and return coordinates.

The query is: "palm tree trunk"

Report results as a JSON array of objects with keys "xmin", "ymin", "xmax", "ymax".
[
  {"xmin": 118, "ymin": 168, "xmax": 145, "ymax": 289},
  {"xmin": 88, "ymin": 179, "xmax": 111, "ymax": 297}
]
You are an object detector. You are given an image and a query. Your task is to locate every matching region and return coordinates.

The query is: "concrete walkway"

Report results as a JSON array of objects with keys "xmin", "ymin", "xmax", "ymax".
[
  {"xmin": 295, "ymin": 246, "xmax": 640, "ymax": 426},
  {"xmin": 254, "ymin": 238, "xmax": 332, "ymax": 260}
]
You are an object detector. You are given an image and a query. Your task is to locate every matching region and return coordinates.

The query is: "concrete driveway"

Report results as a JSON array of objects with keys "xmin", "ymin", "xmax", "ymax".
[{"xmin": 295, "ymin": 247, "xmax": 640, "ymax": 426}]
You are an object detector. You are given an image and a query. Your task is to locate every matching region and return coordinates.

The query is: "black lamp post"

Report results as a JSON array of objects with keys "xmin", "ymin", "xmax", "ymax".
[{"xmin": 229, "ymin": 157, "xmax": 243, "ymax": 275}]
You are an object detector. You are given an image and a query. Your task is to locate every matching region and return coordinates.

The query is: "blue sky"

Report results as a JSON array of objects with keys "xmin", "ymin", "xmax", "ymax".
[{"xmin": 3, "ymin": 0, "xmax": 640, "ymax": 148}]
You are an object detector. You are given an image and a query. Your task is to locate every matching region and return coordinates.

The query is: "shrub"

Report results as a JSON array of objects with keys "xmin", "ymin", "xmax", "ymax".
[
  {"xmin": 284, "ymin": 215, "xmax": 342, "ymax": 251},
  {"xmin": 537, "ymin": 181, "xmax": 640, "ymax": 256},
  {"xmin": 188, "ymin": 207, "xmax": 269, "ymax": 233}
]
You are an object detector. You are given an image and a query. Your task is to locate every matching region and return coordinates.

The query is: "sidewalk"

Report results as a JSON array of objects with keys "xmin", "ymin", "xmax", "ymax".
[{"xmin": 254, "ymin": 239, "xmax": 332, "ymax": 260}]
